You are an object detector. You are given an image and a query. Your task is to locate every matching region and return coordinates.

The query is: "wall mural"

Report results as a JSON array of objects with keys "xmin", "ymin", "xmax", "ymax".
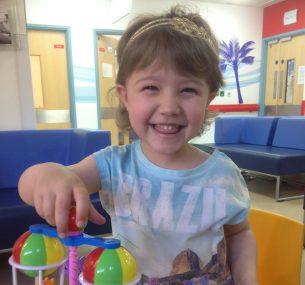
[{"xmin": 219, "ymin": 38, "xmax": 256, "ymax": 104}]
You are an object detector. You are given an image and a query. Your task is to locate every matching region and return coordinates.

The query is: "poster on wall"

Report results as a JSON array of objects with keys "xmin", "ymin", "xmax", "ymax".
[
  {"xmin": 0, "ymin": 8, "xmax": 11, "ymax": 44},
  {"xmin": 208, "ymin": 37, "xmax": 260, "ymax": 113}
]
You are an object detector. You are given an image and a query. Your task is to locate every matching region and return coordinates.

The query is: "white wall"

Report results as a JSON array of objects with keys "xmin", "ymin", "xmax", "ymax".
[
  {"xmin": 0, "ymin": 0, "xmax": 35, "ymax": 130},
  {"xmin": 25, "ymin": 0, "xmax": 113, "ymax": 129},
  {"xmin": 128, "ymin": 0, "xmax": 263, "ymax": 106},
  {"xmin": 1, "ymin": 0, "xmax": 263, "ymax": 134}
]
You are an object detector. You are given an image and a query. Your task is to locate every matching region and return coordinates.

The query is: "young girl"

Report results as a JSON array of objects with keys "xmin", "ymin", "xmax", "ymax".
[{"xmin": 19, "ymin": 5, "xmax": 257, "ymax": 285}]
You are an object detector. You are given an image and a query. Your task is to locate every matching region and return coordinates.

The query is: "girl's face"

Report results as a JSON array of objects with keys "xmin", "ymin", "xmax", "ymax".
[{"xmin": 117, "ymin": 61, "xmax": 215, "ymax": 167}]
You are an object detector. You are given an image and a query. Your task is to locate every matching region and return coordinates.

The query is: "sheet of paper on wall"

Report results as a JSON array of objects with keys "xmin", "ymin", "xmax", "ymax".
[
  {"xmin": 297, "ymin": 66, "xmax": 305, "ymax": 84},
  {"xmin": 283, "ymin": 9, "xmax": 297, "ymax": 26},
  {"xmin": 102, "ymin": 63, "xmax": 113, "ymax": 78}
]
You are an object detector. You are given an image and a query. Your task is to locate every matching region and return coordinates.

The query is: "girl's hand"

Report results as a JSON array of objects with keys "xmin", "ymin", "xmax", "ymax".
[{"xmin": 19, "ymin": 162, "xmax": 105, "ymax": 238}]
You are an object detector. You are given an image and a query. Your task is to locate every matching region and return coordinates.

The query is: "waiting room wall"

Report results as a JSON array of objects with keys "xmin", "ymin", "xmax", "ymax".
[{"xmin": 0, "ymin": 0, "xmax": 264, "ymax": 135}]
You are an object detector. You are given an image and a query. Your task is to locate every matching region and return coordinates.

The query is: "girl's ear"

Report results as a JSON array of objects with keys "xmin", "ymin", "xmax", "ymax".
[{"xmin": 116, "ymin": 84, "xmax": 128, "ymax": 106}]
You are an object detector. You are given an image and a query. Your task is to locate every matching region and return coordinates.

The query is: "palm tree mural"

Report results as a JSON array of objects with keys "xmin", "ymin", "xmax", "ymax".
[{"xmin": 219, "ymin": 38, "xmax": 255, "ymax": 104}]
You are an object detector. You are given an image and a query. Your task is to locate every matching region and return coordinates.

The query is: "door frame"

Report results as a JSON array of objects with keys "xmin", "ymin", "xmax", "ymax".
[
  {"xmin": 259, "ymin": 27, "xmax": 305, "ymax": 116},
  {"xmin": 93, "ymin": 29, "xmax": 123, "ymax": 129},
  {"xmin": 26, "ymin": 24, "xmax": 76, "ymax": 127}
]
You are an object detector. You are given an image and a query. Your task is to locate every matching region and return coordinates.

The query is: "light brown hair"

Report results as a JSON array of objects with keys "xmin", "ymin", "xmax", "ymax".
[{"xmin": 110, "ymin": 5, "xmax": 223, "ymax": 133}]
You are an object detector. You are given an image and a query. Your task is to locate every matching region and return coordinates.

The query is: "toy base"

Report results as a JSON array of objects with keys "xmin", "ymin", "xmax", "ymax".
[
  {"xmin": 8, "ymin": 256, "xmax": 67, "ymax": 285},
  {"xmin": 78, "ymin": 272, "xmax": 141, "ymax": 285}
]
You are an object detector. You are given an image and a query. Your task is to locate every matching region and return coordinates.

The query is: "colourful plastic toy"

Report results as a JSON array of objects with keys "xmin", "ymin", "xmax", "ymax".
[
  {"xmin": 9, "ymin": 207, "xmax": 140, "ymax": 285},
  {"xmin": 80, "ymin": 246, "xmax": 139, "ymax": 285},
  {"xmin": 67, "ymin": 206, "xmax": 86, "ymax": 285},
  {"xmin": 12, "ymin": 230, "xmax": 65, "ymax": 278},
  {"xmin": 35, "ymin": 277, "xmax": 55, "ymax": 285}
]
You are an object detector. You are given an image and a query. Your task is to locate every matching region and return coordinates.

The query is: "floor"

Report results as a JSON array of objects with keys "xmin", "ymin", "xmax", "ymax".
[{"xmin": 0, "ymin": 175, "xmax": 304, "ymax": 285}]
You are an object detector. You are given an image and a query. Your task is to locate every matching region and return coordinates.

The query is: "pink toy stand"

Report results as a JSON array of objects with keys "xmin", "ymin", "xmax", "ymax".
[{"xmin": 8, "ymin": 255, "xmax": 68, "ymax": 285}]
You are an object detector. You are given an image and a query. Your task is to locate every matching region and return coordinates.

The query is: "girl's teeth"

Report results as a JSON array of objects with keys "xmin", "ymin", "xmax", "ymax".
[{"xmin": 154, "ymin": 124, "xmax": 180, "ymax": 133}]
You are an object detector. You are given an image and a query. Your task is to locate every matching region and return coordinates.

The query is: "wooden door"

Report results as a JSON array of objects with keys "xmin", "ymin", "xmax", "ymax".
[
  {"xmin": 28, "ymin": 29, "xmax": 72, "ymax": 129},
  {"xmin": 292, "ymin": 34, "xmax": 305, "ymax": 105},
  {"xmin": 97, "ymin": 34, "xmax": 129, "ymax": 145},
  {"xmin": 265, "ymin": 40, "xmax": 280, "ymax": 106},
  {"xmin": 265, "ymin": 34, "xmax": 305, "ymax": 113},
  {"xmin": 279, "ymin": 37, "xmax": 296, "ymax": 105}
]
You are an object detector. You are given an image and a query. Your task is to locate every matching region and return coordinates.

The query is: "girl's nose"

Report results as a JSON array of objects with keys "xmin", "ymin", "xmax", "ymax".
[{"xmin": 159, "ymin": 93, "xmax": 181, "ymax": 116}]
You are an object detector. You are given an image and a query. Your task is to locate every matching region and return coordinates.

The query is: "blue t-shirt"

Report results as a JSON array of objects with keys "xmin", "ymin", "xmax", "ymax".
[{"xmin": 94, "ymin": 140, "xmax": 250, "ymax": 284}]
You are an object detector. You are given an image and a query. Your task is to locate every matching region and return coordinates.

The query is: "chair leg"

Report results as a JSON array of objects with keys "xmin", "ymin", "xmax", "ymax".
[
  {"xmin": 275, "ymin": 175, "xmax": 304, "ymax": 202},
  {"xmin": 275, "ymin": 176, "xmax": 281, "ymax": 201}
]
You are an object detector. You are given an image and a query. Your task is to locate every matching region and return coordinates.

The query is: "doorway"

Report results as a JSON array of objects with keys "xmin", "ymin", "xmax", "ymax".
[
  {"xmin": 95, "ymin": 31, "xmax": 129, "ymax": 145},
  {"xmin": 264, "ymin": 33, "xmax": 305, "ymax": 116},
  {"xmin": 27, "ymin": 26, "xmax": 76, "ymax": 129}
]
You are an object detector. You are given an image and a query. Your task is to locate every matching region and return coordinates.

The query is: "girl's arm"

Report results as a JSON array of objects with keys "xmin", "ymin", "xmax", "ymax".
[
  {"xmin": 224, "ymin": 219, "xmax": 258, "ymax": 285},
  {"xmin": 18, "ymin": 155, "xmax": 105, "ymax": 238}
]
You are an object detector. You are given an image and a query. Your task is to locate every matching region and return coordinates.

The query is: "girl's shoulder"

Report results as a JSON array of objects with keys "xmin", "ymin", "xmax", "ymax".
[{"xmin": 93, "ymin": 141, "xmax": 138, "ymax": 161}]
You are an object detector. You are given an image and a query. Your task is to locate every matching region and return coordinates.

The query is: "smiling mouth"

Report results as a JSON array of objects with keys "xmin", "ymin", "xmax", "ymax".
[{"xmin": 152, "ymin": 124, "xmax": 183, "ymax": 134}]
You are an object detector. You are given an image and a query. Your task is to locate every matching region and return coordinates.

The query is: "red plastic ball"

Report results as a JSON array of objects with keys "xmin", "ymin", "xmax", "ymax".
[
  {"xmin": 68, "ymin": 207, "xmax": 79, "ymax": 232},
  {"xmin": 68, "ymin": 206, "xmax": 87, "ymax": 233}
]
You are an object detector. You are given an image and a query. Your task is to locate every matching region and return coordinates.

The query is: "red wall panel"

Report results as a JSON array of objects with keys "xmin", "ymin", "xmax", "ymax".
[{"xmin": 263, "ymin": 0, "xmax": 305, "ymax": 38}]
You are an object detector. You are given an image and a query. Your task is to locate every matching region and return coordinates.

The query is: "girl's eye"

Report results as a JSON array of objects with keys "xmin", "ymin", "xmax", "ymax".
[
  {"xmin": 181, "ymin": 88, "xmax": 198, "ymax": 95},
  {"xmin": 143, "ymin": 85, "xmax": 158, "ymax": 92}
]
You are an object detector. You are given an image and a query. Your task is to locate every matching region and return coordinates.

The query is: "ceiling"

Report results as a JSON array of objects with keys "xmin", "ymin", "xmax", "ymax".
[{"xmin": 197, "ymin": 0, "xmax": 285, "ymax": 8}]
